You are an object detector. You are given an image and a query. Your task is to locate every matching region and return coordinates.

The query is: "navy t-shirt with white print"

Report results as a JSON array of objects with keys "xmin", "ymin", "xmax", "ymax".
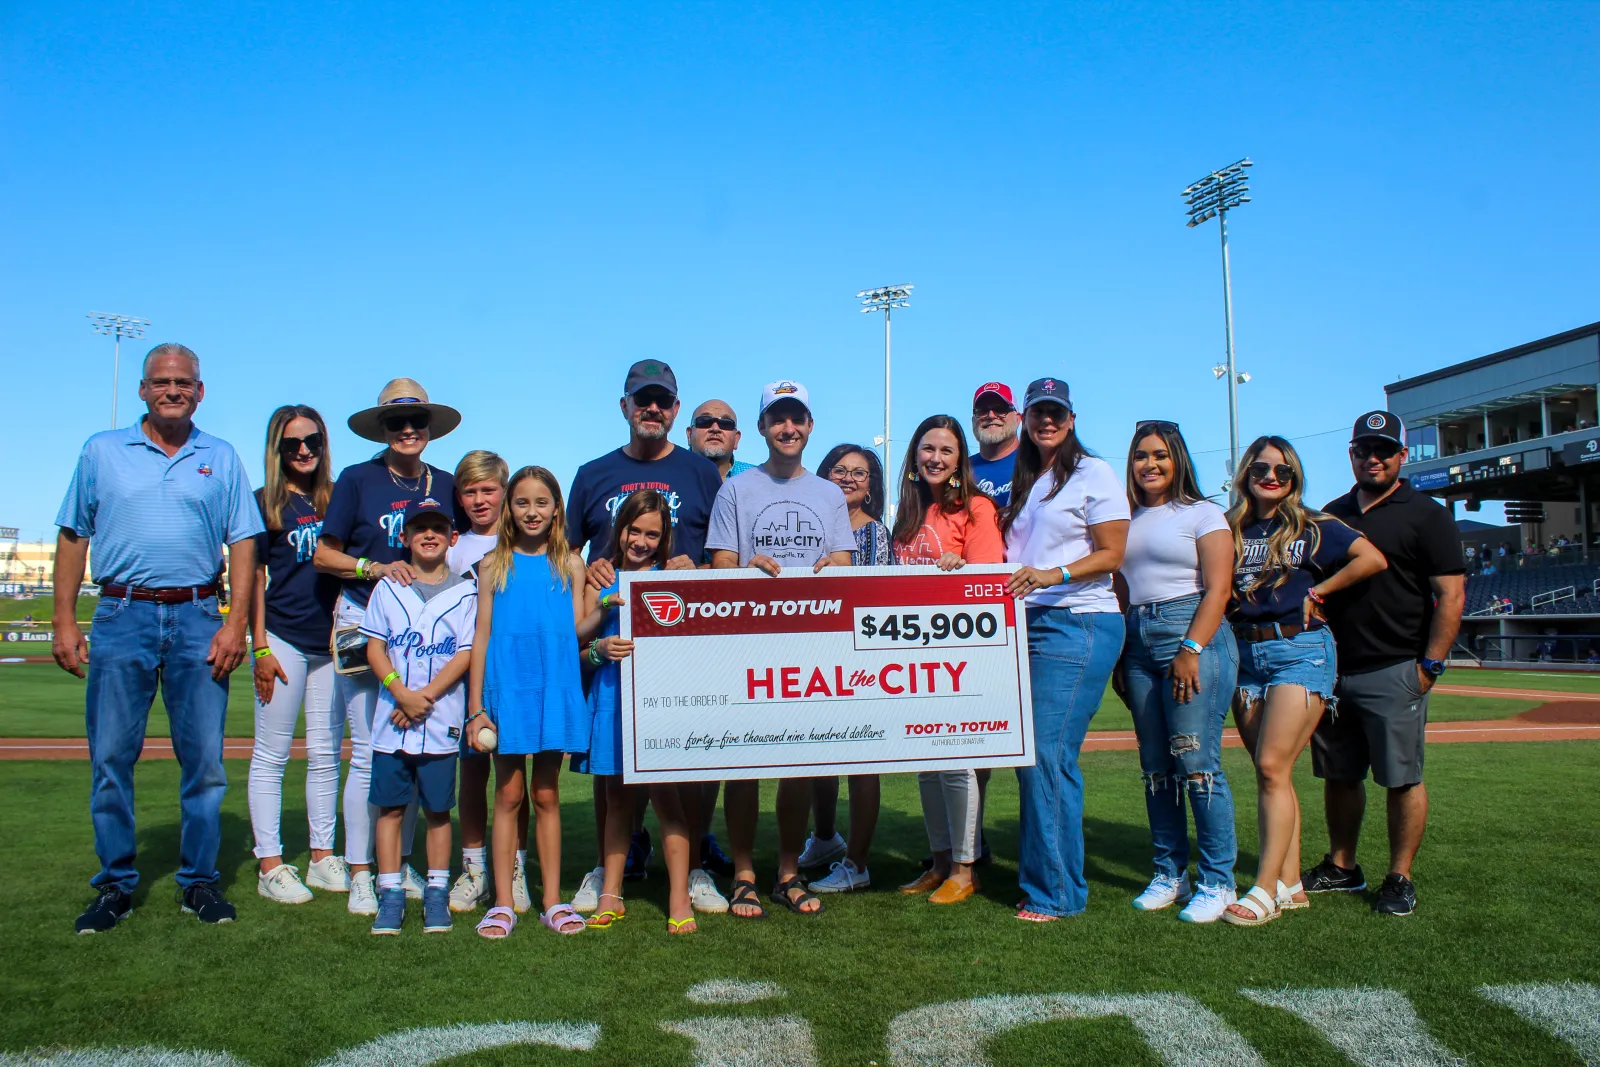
[
  {"xmin": 565, "ymin": 446, "xmax": 724, "ymax": 563},
  {"xmin": 970, "ymin": 450, "xmax": 1017, "ymax": 508},
  {"xmin": 321, "ymin": 458, "xmax": 462, "ymax": 609},
  {"xmin": 254, "ymin": 489, "xmax": 341, "ymax": 655},
  {"xmin": 1231, "ymin": 514, "xmax": 1361, "ymax": 626}
]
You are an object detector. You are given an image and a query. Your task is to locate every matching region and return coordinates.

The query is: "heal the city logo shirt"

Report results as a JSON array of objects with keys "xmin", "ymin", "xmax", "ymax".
[{"xmin": 706, "ymin": 466, "xmax": 856, "ymax": 567}]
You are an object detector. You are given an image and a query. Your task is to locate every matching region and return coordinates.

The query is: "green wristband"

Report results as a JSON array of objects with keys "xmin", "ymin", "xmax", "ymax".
[
  {"xmin": 356, "ymin": 557, "xmax": 372, "ymax": 578},
  {"xmin": 381, "ymin": 670, "xmax": 400, "ymax": 688},
  {"xmin": 252, "ymin": 647, "xmax": 272, "ymax": 660}
]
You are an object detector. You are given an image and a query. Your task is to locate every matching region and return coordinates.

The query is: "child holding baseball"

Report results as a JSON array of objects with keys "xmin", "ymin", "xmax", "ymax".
[{"xmin": 360, "ymin": 499, "xmax": 478, "ymax": 935}]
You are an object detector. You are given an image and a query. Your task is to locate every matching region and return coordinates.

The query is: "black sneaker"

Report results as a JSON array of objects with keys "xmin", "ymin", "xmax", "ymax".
[
  {"xmin": 624, "ymin": 829, "xmax": 653, "ymax": 881},
  {"xmin": 1302, "ymin": 854, "xmax": 1367, "ymax": 893},
  {"xmin": 75, "ymin": 886, "xmax": 132, "ymax": 934},
  {"xmin": 700, "ymin": 833, "xmax": 734, "ymax": 877},
  {"xmin": 1373, "ymin": 873, "xmax": 1417, "ymax": 916},
  {"xmin": 180, "ymin": 881, "xmax": 237, "ymax": 924}
]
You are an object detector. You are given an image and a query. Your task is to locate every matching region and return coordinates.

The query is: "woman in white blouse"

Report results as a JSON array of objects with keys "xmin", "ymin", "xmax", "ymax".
[{"xmin": 1002, "ymin": 378, "xmax": 1129, "ymax": 922}]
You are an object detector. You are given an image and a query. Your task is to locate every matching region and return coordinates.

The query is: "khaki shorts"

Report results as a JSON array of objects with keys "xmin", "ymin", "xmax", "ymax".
[{"xmin": 1312, "ymin": 659, "xmax": 1429, "ymax": 789}]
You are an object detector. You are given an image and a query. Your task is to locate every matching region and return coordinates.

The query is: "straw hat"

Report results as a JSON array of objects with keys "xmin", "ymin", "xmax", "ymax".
[{"xmin": 347, "ymin": 378, "xmax": 462, "ymax": 443}]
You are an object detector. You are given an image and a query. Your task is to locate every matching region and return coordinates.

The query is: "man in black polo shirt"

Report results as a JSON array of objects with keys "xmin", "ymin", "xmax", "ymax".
[{"xmin": 1306, "ymin": 410, "xmax": 1466, "ymax": 916}]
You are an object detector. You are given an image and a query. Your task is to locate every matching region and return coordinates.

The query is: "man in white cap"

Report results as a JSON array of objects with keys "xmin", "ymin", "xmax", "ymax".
[{"xmin": 706, "ymin": 380, "xmax": 856, "ymax": 919}]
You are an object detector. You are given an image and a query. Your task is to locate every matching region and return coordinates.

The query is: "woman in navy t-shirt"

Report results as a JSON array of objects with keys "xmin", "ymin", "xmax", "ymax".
[
  {"xmin": 1222, "ymin": 435, "xmax": 1386, "ymax": 927},
  {"xmin": 313, "ymin": 378, "xmax": 463, "ymax": 917},
  {"xmin": 248, "ymin": 405, "xmax": 346, "ymax": 905}
]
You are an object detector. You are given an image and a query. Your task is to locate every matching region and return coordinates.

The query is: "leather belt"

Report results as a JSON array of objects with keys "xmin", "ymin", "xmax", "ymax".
[
  {"xmin": 100, "ymin": 583, "xmax": 221, "ymax": 604},
  {"xmin": 1231, "ymin": 620, "xmax": 1320, "ymax": 643}
]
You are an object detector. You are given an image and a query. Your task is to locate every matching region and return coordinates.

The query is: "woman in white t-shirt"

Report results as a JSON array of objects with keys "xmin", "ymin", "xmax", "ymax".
[
  {"xmin": 1116, "ymin": 421, "xmax": 1240, "ymax": 924},
  {"xmin": 1001, "ymin": 378, "xmax": 1130, "ymax": 922}
]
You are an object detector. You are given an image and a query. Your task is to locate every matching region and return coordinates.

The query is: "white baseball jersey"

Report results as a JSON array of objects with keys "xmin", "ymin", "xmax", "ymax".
[{"xmin": 359, "ymin": 575, "xmax": 478, "ymax": 755}]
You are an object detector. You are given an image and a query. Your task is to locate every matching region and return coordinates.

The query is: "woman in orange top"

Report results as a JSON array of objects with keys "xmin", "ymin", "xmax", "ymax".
[{"xmin": 891, "ymin": 415, "xmax": 1004, "ymax": 904}]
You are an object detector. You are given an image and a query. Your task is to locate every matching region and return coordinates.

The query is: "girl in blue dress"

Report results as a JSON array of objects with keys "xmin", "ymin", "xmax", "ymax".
[
  {"xmin": 466, "ymin": 466, "xmax": 590, "ymax": 938},
  {"xmin": 575, "ymin": 490, "xmax": 702, "ymax": 934}
]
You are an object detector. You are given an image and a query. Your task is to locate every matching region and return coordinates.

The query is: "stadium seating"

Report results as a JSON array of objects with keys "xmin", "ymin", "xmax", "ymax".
[{"xmin": 1464, "ymin": 562, "xmax": 1600, "ymax": 615}]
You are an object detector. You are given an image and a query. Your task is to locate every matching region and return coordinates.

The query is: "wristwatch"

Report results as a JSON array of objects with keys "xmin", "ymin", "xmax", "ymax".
[{"xmin": 1419, "ymin": 658, "xmax": 1447, "ymax": 678}]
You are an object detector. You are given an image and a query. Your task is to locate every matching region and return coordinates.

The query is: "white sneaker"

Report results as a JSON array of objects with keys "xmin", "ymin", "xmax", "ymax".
[
  {"xmin": 809, "ymin": 858, "xmax": 870, "ymax": 893},
  {"xmin": 305, "ymin": 855, "xmax": 351, "ymax": 892},
  {"xmin": 257, "ymin": 864, "xmax": 313, "ymax": 904},
  {"xmin": 400, "ymin": 864, "xmax": 426, "ymax": 900},
  {"xmin": 572, "ymin": 867, "xmax": 604, "ymax": 914},
  {"xmin": 448, "ymin": 867, "xmax": 490, "ymax": 913},
  {"xmin": 511, "ymin": 861, "xmax": 532, "ymax": 914},
  {"xmin": 347, "ymin": 870, "xmax": 378, "ymax": 916},
  {"xmin": 1131, "ymin": 872, "xmax": 1192, "ymax": 911},
  {"xmin": 1179, "ymin": 884, "xmax": 1237, "ymax": 924},
  {"xmin": 797, "ymin": 832, "xmax": 847, "ymax": 869},
  {"xmin": 688, "ymin": 869, "xmax": 729, "ymax": 913}
]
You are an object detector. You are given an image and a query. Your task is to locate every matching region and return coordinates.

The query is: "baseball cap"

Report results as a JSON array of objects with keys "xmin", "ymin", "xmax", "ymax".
[
  {"xmin": 1021, "ymin": 377, "xmax": 1072, "ymax": 413},
  {"xmin": 759, "ymin": 380, "xmax": 812, "ymax": 418},
  {"xmin": 1351, "ymin": 410, "xmax": 1405, "ymax": 446},
  {"xmin": 973, "ymin": 382, "xmax": 1016, "ymax": 409},
  {"xmin": 623, "ymin": 360, "xmax": 678, "ymax": 398},
  {"xmin": 406, "ymin": 497, "xmax": 455, "ymax": 530}
]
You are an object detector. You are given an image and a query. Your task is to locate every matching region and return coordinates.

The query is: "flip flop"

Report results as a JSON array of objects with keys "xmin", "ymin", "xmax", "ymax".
[
  {"xmin": 728, "ymin": 879, "xmax": 766, "ymax": 920},
  {"xmin": 586, "ymin": 893, "xmax": 626, "ymax": 930},
  {"xmin": 667, "ymin": 916, "xmax": 698, "ymax": 935},
  {"xmin": 475, "ymin": 906, "xmax": 517, "ymax": 939},
  {"xmin": 772, "ymin": 876, "xmax": 825, "ymax": 916},
  {"xmin": 1014, "ymin": 908, "xmax": 1059, "ymax": 923},
  {"xmin": 540, "ymin": 902, "xmax": 586, "ymax": 935}
]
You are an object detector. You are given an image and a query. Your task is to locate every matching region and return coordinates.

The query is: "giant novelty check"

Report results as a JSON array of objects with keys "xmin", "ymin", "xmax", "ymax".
[{"xmin": 618, "ymin": 565, "xmax": 1034, "ymax": 783}]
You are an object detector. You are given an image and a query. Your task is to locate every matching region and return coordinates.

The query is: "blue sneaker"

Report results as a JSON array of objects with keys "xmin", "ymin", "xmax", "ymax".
[
  {"xmin": 423, "ymin": 886, "xmax": 452, "ymax": 933},
  {"xmin": 371, "ymin": 888, "xmax": 405, "ymax": 935}
]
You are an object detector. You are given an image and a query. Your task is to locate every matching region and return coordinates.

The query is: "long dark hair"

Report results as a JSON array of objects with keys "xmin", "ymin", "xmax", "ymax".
[
  {"xmin": 1001, "ymin": 402, "xmax": 1092, "ymax": 537},
  {"xmin": 819, "ymin": 443, "xmax": 886, "ymax": 522},
  {"xmin": 262, "ymin": 404, "xmax": 334, "ymax": 530},
  {"xmin": 606, "ymin": 489, "xmax": 675, "ymax": 570},
  {"xmin": 1125, "ymin": 423, "xmax": 1204, "ymax": 510},
  {"xmin": 893, "ymin": 415, "xmax": 979, "ymax": 546}
]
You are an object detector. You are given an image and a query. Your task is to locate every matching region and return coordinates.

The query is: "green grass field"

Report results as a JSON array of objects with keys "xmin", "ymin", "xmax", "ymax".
[
  {"xmin": 0, "ymin": 595, "xmax": 96, "ymax": 625},
  {"xmin": 1, "ymin": 743, "xmax": 1596, "ymax": 1065}
]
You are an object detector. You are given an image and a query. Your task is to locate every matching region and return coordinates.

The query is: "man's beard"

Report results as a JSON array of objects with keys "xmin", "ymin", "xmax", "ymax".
[
  {"xmin": 634, "ymin": 420, "xmax": 668, "ymax": 441},
  {"xmin": 694, "ymin": 443, "xmax": 731, "ymax": 460},
  {"xmin": 973, "ymin": 423, "xmax": 1015, "ymax": 447}
]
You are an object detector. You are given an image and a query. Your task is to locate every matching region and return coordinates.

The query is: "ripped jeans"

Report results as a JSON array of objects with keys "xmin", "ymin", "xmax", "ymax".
[{"xmin": 1122, "ymin": 594, "xmax": 1239, "ymax": 889}]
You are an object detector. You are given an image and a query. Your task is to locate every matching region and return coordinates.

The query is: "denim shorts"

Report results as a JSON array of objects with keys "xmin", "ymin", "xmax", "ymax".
[
  {"xmin": 370, "ymin": 750, "xmax": 458, "ymax": 812},
  {"xmin": 1235, "ymin": 626, "xmax": 1337, "ymax": 709}
]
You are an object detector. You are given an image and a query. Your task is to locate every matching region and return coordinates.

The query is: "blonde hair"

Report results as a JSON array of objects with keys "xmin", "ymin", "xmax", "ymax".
[
  {"xmin": 484, "ymin": 466, "xmax": 575, "ymax": 594},
  {"xmin": 1226, "ymin": 435, "xmax": 1324, "ymax": 600},
  {"xmin": 454, "ymin": 450, "xmax": 509, "ymax": 491},
  {"xmin": 261, "ymin": 405, "xmax": 333, "ymax": 530}
]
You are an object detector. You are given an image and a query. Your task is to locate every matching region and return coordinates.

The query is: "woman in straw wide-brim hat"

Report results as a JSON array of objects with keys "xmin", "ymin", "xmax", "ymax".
[{"xmin": 312, "ymin": 378, "xmax": 467, "ymax": 918}]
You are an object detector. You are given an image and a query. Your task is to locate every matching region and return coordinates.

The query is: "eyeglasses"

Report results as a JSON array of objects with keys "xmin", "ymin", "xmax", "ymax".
[
  {"xmin": 1136, "ymin": 420, "xmax": 1181, "ymax": 435},
  {"xmin": 1351, "ymin": 440, "xmax": 1402, "ymax": 461},
  {"xmin": 829, "ymin": 465, "xmax": 871, "ymax": 483},
  {"xmin": 1248, "ymin": 462, "xmax": 1295, "ymax": 484},
  {"xmin": 632, "ymin": 390, "xmax": 677, "ymax": 412},
  {"xmin": 383, "ymin": 412, "xmax": 431, "ymax": 433},
  {"xmin": 278, "ymin": 432, "xmax": 325, "ymax": 457},
  {"xmin": 143, "ymin": 377, "xmax": 198, "ymax": 393},
  {"xmin": 693, "ymin": 415, "xmax": 737, "ymax": 431}
]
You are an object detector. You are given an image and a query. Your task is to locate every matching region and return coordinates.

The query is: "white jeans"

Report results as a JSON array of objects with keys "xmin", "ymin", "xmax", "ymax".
[
  {"xmin": 918, "ymin": 769, "xmax": 979, "ymax": 864},
  {"xmin": 247, "ymin": 634, "xmax": 338, "ymax": 859},
  {"xmin": 334, "ymin": 595, "xmax": 416, "ymax": 866}
]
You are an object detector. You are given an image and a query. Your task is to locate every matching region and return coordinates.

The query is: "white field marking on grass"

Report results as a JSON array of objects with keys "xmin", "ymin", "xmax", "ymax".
[
  {"xmin": 885, "ymin": 993, "xmax": 1266, "ymax": 1067},
  {"xmin": 310, "ymin": 1021, "xmax": 600, "ymax": 1066},
  {"xmin": 1480, "ymin": 982, "xmax": 1600, "ymax": 1065},
  {"xmin": 685, "ymin": 979, "xmax": 787, "ymax": 1004},
  {"xmin": 0, "ymin": 1051, "xmax": 249, "ymax": 1066},
  {"xmin": 1241, "ymin": 987, "xmax": 1462, "ymax": 1067},
  {"xmin": 661, "ymin": 1016, "xmax": 816, "ymax": 1067}
]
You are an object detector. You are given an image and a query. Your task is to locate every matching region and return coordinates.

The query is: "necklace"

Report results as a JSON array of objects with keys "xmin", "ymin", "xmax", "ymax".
[{"xmin": 387, "ymin": 464, "xmax": 429, "ymax": 495}]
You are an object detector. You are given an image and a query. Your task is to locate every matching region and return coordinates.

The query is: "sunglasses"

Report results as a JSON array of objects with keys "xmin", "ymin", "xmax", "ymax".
[
  {"xmin": 1351, "ymin": 440, "xmax": 1402, "ymax": 461},
  {"xmin": 1136, "ymin": 420, "xmax": 1181, "ymax": 435},
  {"xmin": 693, "ymin": 415, "xmax": 737, "ymax": 431},
  {"xmin": 632, "ymin": 390, "xmax": 677, "ymax": 412},
  {"xmin": 278, "ymin": 432, "xmax": 325, "ymax": 457},
  {"xmin": 383, "ymin": 412, "xmax": 431, "ymax": 433},
  {"xmin": 1248, "ymin": 462, "xmax": 1295, "ymax": 484}
]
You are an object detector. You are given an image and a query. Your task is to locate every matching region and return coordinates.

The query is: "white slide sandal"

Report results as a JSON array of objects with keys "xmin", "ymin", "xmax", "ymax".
[
  {"xmin": 1276, "ymin": 879, "xmax": 1310, "ymax": 911},
  {"xmin": 1222, "ymin": 885, "xmax": 1279, "ymax": 926}
]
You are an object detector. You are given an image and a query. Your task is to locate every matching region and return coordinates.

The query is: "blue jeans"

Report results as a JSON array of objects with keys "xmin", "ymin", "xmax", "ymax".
[
  {"xmin": 1016, "ymin": 606, "xmax": 1123, "ymax": 917},
  {"xmin": 1122, "ymin": 594, "xmax": 1239, "ymax": 889},
  {"xmin": 85, "ymin": 593, "xmax": 229, "ymax": 893}
]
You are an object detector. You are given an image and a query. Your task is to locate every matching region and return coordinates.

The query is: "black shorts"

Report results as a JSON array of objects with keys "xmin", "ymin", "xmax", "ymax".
[{"xmin": 1312, "ymin": 660, "xmax": 1429, "ymax": 789}]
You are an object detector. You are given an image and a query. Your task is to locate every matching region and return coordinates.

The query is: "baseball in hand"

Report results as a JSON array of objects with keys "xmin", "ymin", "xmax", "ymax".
[{"xmin": 477, "ymin": 725, "xmax": 498, "ymax": 752}]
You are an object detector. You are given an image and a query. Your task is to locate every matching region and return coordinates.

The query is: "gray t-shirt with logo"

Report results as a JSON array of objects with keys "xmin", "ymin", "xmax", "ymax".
[{"xmin": 705, "ymin": 465, "xmax": 856, "ymax": 567}]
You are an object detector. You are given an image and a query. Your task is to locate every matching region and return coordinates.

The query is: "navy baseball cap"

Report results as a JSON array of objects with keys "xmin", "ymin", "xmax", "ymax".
[
  {"xmin": 1021, "ymin": 377, "xmax": 1072, "ymax": 413},
  {"xmin": 407, "ymin": 497, "xmax": 454, "ymax": 530},
  {"xmin": 1352, "ymin": 410, "xmax": 1405, "ymax": 446},
  {"xmin": 623, "ymin": 360, "xmax": 678, "ymax": 398}
]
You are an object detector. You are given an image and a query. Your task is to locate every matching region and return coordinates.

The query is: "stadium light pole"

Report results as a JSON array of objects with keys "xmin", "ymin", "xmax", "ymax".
[
  {"xmin": 1183, "ymin": 158, "xmax": 1252, "ymax": 479},
  {"xmin": 857, "ymin": 284, "xmax": 913, "ymax": 484},
  {"xmin": 88, "ymin": 312, "xmax": 150, "ymax": 429}
]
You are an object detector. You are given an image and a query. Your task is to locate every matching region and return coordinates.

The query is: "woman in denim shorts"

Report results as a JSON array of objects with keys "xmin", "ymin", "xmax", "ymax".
[
  {"xmin": 1223, "ymin": 436, "xmax": 1386, "ymax": 926},
  {"xmin": 1117, "ymin": 422, "xmax": 1240, "ymax": 923}
]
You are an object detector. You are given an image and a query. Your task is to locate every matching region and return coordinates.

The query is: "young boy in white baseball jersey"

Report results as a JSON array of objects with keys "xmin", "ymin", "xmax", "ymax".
[{"xmin": 361, "ymin": 499, "xmax": 477, "ymax": 935}]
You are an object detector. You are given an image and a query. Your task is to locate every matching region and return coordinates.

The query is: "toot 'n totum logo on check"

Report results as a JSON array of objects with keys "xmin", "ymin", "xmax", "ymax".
[{"xmin": 641, "ymin": 591, "xmax": 686, "ymax": 626}]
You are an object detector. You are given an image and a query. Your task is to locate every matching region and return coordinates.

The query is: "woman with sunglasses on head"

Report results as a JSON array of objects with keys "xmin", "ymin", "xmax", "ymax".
[
  {"xmin": 314, "ymin": 379, "xmax": 466, "ymax": 917},
  {"xmin": 1221, "ymin": 436, "xmax": 1386, "ymax": 927},
  {"xmin": 1002, "ymin": 379, "xmax": 1130, "ymax": 923},
  {"xmin": 1117, "ymin": 421, "xmax": 1240, "ymax": 923},
  {"xmin": 248, "ymin": 405, "xmax": 347, "ymax": 904},
  {"xmin": 798, "ymin": 443, "xmax": 891, "ymax": 894}
]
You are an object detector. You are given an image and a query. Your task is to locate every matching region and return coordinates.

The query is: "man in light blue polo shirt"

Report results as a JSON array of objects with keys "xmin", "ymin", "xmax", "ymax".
[{"xmin": 53, "ymin": 343, "xmax": 263, "ymax": 933}]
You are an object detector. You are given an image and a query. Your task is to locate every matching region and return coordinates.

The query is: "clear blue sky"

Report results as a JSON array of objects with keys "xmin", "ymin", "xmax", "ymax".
[{"xmin": 4, "ymin": 2, "xmax": 1597, "ymax": 543}]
